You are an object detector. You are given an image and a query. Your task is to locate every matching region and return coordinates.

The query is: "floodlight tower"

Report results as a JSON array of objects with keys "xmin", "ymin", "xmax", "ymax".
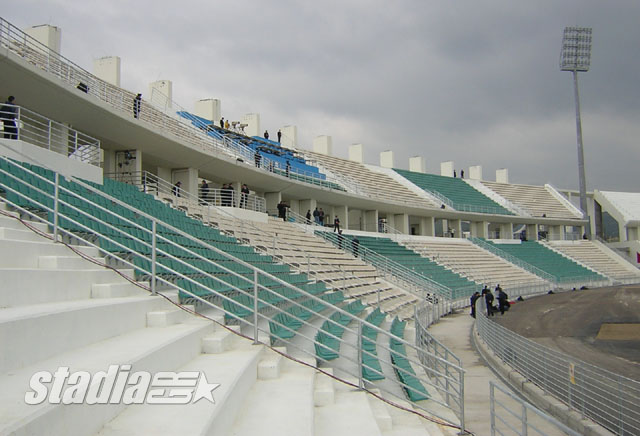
[{"xmin": 560, "ymin": 27, "xmax": 592, "ymax": 238}]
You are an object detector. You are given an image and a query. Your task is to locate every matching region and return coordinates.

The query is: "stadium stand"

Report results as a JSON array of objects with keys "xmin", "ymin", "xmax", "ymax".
[
  {"xmin": 394, "ymin": 168, "xmax": 513, "ymax": 215},
  {"xmin": 399, "ymin": 237, "xmax": 549, "ymax": 291},
  {"xmin": 302, "ymin": 150, "xmax": 438, "ymax": 208},
  {"xmin": 345, "ymin": 234, "xmax": 479, "ymax": 299},
  {"xmin": 546, "ymin": 239, "xmax": 640, "ymax": 282},
  {"xmin": 478, "ymin": 239, "xmax": 607, "ymax": 285},
  {"xmin": 481, "ymin": 181, "xmax": 582, "ymax": 219}
]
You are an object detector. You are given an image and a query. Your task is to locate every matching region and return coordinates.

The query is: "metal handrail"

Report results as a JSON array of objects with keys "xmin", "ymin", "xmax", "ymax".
[
  {"xmin": 105, "ymin": 171, "xmax": 267, "ymax": 213},
  {"xmin": 0, "ymin": 104, "xmax": 101, "ymax": 166},
  {"xmin": 469, "ymin": 237, "xmax": 558, "ymax": 285},
  {"xmin": 0, "ymin": 155, "xmax": 465, "ymax": 428},
  {"xmin": 285, "ymin": 209, "xmax": 457, "ymax": 302},
  {"xmin": 489, "ymin": 381, "xmax": 583, "ymax": 436},
  {"xmin": 476, "ymin": 298, "xmax": 640, "ymax": 436}
]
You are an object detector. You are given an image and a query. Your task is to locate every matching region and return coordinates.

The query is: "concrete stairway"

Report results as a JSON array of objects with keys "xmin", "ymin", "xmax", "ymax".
[{"xmin": 0, "ymin": 201, "xmax": 444, "ymax": 435}]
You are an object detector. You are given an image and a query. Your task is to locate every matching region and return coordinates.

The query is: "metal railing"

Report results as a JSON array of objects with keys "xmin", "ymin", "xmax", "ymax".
[
  {"xmin": 489, "ymin": 381, "xmax": 582, "ymax": 436},
  {"xmin": 414, "ymin": 301, "xmax": 465, "ymax": 423},
  {"xmin": 0, "ymin": 155, "xmax": 465, "ymax": 429},
  {"xmin": 0, "ymin": 104, "xmax": 101, "ymax": 166},
  {"xmin": 476, "ymin": 299, "xmax": 640, "ymax": 436},
  {"xmin": 285, "ymin": 209, "xmax": 464, "ymax": 303},
  {"xmin": 105, "ymin": 171, "xmax": 267, "ymax": 213},
  {"xmin": 469, "ymin": 238, "xmax": 558, "ymax": 285},
  {"xmin": 0, "ymin": 17, "xmax": 345, "ymax": 192}
]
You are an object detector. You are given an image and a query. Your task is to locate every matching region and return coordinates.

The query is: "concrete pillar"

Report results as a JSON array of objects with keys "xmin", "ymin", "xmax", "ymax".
[
  {"xmin": 393, "ymin": 213, "xmax": 409, "ymax": 234},
  {"xmin": 93, "ymin": 56, "xmax": 121, "ymax": 87},
  {"xmin": 526, "ymin": 224, "xmax": 539, "ymax": 241},
  {"xmin": 364, "ymin": 210, "xmax": 378, "ymax": 232},
  {"xmin": 499, "ymin": 223, "xmax": 513, "ymax": 239},
  {"xmin": 441, "ymin": 161, "xmax": 455, "ymax": 177},
  {"xmin": 385, "ymin": 214, "xmax": 395, "ymax": 231},
  {"xmin": 419, "ymin": 216, "xmax": 435, "ymax": 236},
  {"xmin": 380, "ymin": 150, "xmax": 395, "ymax": 169},
  {"xmin": 349, "ymin": 144, "xmax": 364, "ymax": 163},
  {"xmin": 496, "ymin": 168, "xmax": 509, "ymax": 184},
  {"xmin": 241, "ymin": 113, "xmax": 260, "ymax": 137},
  {"xmin": 171, "ymin": 167, "xmax": 198, "ymax": 197},
  {"xmin": 469, "ymin": 165, "xmax": 483, "ymax": 181},
  {"xmin": 299, "ymin": 199, "xmax": 317, "ymax": 218},
  {"xmin": 264, "ymin": 192, "xmax": 282, "ymax": 215},
  {"xmin": 25, "ymin": 24, "xmax": 61, "ymax": 52},
  {"xmin": 148, "ymin": 80, "xmax": 173, "ymax": 110},
  {"xmin": 627, "ymin": 226, "xmax": 639, "ymax": 241},
  {"xmin": 313, "ymin": 136, "xmax": 333, "ymax": 155},
  {"xmin": 348, "ymin": 209, "xmax": 362, "ymax": 230},
  {"xmin": 548, "ymin": 225, "xmax": 563, "ymax": 241},
  {"xmin": 409, "ymin": 156, "xmax": 425, "ymax": 173},
  {"xmin": 471, "ymin": 221, "xmax": 489, "ymax": 238},
  {"xmin": 194, "ymin": 99, "xmax": 221, "ymax": 124},
  {"xmin": 447, "ymin": 219, "xmax": 462, "ymax": 238},
  {"xmin": 330, "ymin": 205, "xmax": 348, "ymax": 230},
  {"xmin": 288, "ymin": 199, "xmax": 300, "ymax": 215},
  {"xmin": 280, "ymin": 125, "xmax": 297, "ymax": 149}
]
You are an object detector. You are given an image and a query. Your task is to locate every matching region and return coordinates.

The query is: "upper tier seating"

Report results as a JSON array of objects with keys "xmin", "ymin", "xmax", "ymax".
[
  {"xmin": 348, "ymin": 235, "xmax": 478, "ymax": 299},
  {"xmin": 481, "ymin": 181, "xmax": 581, "ymax": 219},
  {"xmin": 394, "ymin": 169, "xmax": 513, "ymax": 215},
  {"xmin": 480, "ymin": 240, "xmax": 606, "ymax": 284},
  {"xmin": 302, "ymin": 151, "xmax": 437, "ymax": 208},
  {"xmin": 177, "ymin": 111, "xmax": 345, "ymax": 191},
  {"xmin": 400, "ymin": 238, "xmax": 548, "ymax": 290},
  {"xmin": 546, "ymin": 240, "xmax": 640, "ymax": 281}
]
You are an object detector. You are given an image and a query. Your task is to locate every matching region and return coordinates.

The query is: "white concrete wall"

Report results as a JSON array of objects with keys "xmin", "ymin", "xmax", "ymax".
[
  {"xmin": 25, "ymin": 24, "xmax": 61, "ymax": 53},
  {"xmin": 349, "ymin": 144, "xmax": 364, "ymax": 163},
  {"xmin": 496, "ymin": 168, "xmax": 509, "ymax": 183},
  {"xmin": 194, "ymin": 99, "xmax": 221, "ymax": 123},
  {"xmin": 469, "ymin": 165, "xmax": 482, "ymax": 180},
  {"xmin": 313, "ymin": 136, "xmax": 333, "ymax": 155},
  {"xmin": 149, "ymin": 80, "xmax": 173, "ymax": 110},
  {"xmin": 93, "ymin": 56, "xmax": 121, "ymax": 87},
  {"xmin": 409, "ymin": 156, "xmax": 425, "ymax": 173},
  {"xmin": 441, "ymin": 161, "xmax": 454, "ymax": 177},
  {"xmin": 0, "ymin": 139, "xmax": 102, "ymax": 184},
  {"xmin": 280, "ymin": 125, "xmax": 297, "ymax": 149},
  {"xmin": 242, "ymin": 114, "xmax": 261, "ymax": 137},
  {"xmin": 380, "ymin": 150, "xmax": 394, "ymax": 169}
]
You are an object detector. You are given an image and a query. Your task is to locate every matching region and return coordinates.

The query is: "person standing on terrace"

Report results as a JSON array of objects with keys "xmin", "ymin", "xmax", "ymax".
[
  {"xmin": 333, "ymin": 216, "xmax": 341, "ymax": 232},
  {"xmin": 133, "ymin": 93, "xmax": 142, "ymax": 119},
  {"xmin": 277, "ymin": 129, "xmax": 282, "ymax": 143},
  {"xmin": 264, "ymin": 130, "xmax": 269, "ymax": 140},
  {"xmin": 1, "ymin": 96, "xmax": 17, "ymax": 139}
]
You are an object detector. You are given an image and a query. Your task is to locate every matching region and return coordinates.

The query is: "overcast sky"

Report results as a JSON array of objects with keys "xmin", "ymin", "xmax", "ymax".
[{"xmin": 4, "ymin": 1, "xmax": 640, "ymax": 192}]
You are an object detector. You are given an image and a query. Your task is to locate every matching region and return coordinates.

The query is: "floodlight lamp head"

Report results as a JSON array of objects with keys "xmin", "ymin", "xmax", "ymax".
[{"xmin": 560, "ymin": 27, "xmax": 592, "ymax": 72}]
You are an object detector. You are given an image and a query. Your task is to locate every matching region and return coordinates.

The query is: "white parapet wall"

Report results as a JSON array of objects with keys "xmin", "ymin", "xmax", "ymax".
[
  {"xmin": 380, "ymin": 150, "xmax": 394, "ymax": 168},
  {"xmin": 149, "ymin": 80, "xmax": 173, "ymax": 110},
  {"xmin": 242, "ymin": 113, "xmax": 261, "ymax": 137},
  {"xmin": 93, "ymin": 56, "xmax": 121, "ymax": 87},
  {"xmin": 409, "ymin": 156, "xmax": 425, "ymax": 173},
  {"xmin": 440, "ymin": 161, "xmax": 454, "ymax": 177},
  {"xmin": 194, "ymin": 99, "xmax": 221, "ymax": 123},
  {"xmin": 496, "ymin": 168, "xmax": 509, "ymax": 183},
  {"xmin": 349, "ymin": 143, "xmax": 364, "ymax": 163},
  {"xmin": 25, "ymin": 24, "xmax": 61, "ymax": 53},
  {"xmin": 280, "ymin": 125, "xmax": 297, "ymax": 149},
  {"xmin": 469, "ymin": 165, "xmax": 482, "ymax": 180},
  {"xmin": 313, "ymin": 136, "xmax": 333, "ymax": 155}
]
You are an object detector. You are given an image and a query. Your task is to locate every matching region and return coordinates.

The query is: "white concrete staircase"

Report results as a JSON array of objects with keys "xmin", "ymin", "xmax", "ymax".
[{"xmin": 0, "ymin": 201, "xmax": 446, "ymax": 435}]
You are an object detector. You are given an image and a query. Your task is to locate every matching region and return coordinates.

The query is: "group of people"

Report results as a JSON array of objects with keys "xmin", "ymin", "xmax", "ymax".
[
  {"xmin": 311, "ymin": 207, "xmax": 325, "ymax": 225},
  {"xmin": 172, "ymin": 180, "xmax": 251, "ymax": 209},
  {"xmin": 277, "ymin": 200, "xmax": 289, "ymax": 221},
  {"xmin": 470, "ymin": 284, "xmax": 509, "ymax": 318}
]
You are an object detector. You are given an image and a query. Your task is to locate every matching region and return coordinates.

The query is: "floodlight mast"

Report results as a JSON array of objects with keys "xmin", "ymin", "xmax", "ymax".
[{"xmin": 561, "ymin": 27, "xmax": 592, "ymax": 238}]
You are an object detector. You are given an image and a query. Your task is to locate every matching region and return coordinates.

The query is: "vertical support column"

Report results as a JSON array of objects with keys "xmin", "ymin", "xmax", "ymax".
[
  {"xmin": 364, "ymin": 210, "xmax": 378, "ymax": 232},
  {"xmin": 499, "ymin": 223, "xmax": 513, "ymax": 239},
  {"xmin": 393, "ymin": 213, "xmax": 409, "ymax": 234},
  {"xmin": 330, "ymin": 205, "xmax": 348, "ymax": 231},
  {"xmin": 172, "ymin": 167, "xmax": 198, "ymax": 198},
  {"xmin": 253, "ymin": 270, "xmax": 259, "ymax": 345},
  {"xmin": 151, "ymin": 220, "xmax": 157, "ymax": 295},
  {"xmin": 419, "ymin": 216, "xmax": 435, "ymax": 236},
  {"xmin": 471, "ymin": 221, "xmax": 489, "ymax": 239},
  {"xmin": 548, "ymin": 225, "xmax": 563, "ymax": 241},
  {"xmin": 264, "ymin": 192, "xmax": 282, "ymax": 217},
  {"xmin": 526, "ymin": 224, "xmax": 539, "ymax": 241},
  {"xmin": 53, "ymin": 173, "xmax": 59, "ymax": 242},
  {"xmin": 447, "ymin": 219, "xmax": 462, "ymax": 238},
  {"xmin": 385, "ymin": 214, "xmax": 395, "ymax": 232}
]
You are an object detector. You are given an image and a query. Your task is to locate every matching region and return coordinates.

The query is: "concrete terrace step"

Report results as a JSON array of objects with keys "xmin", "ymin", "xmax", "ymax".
[
  {"xmin": 229, "ymin": 357, "xmax": 316, "ymax": 436},
  {"xmin": 0, "ymin": 318, "xmax": 214, "ymax": 436},
  {"xmin": 0, "ymin": 238, "xmax": 99, "ymax": 268},
  {"xmin": 315, "ymin": 381, "xmax": 383, "ymax": 436},
  {"xmin": 0, "ymin": 268, "xmax": 136, "ymax": 307},
  {"xmin": 96, "ymin": 341, "xmax": 264, "ymax": 436},
  {"xmin": 0, "ymin": 213, "xmax": 49, "ymax": 233},
  {"xmin": 0, "ymin": 295, "xmax": 169, "ymax": 373},
  {"xmin": 39, "ymin": 254, "xmax": 106, "ymax": 270}
]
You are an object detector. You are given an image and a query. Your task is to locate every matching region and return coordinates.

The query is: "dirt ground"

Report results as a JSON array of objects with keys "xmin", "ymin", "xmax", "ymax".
[{"xmin": 491, "ymin": 285, "xmax": 640, "ymax": 381}]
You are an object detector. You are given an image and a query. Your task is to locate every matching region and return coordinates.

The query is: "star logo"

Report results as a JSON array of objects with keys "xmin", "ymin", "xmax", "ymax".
[{"xmin": 192, "ymin": 374, "xmax": 221, "ymax": 404}]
